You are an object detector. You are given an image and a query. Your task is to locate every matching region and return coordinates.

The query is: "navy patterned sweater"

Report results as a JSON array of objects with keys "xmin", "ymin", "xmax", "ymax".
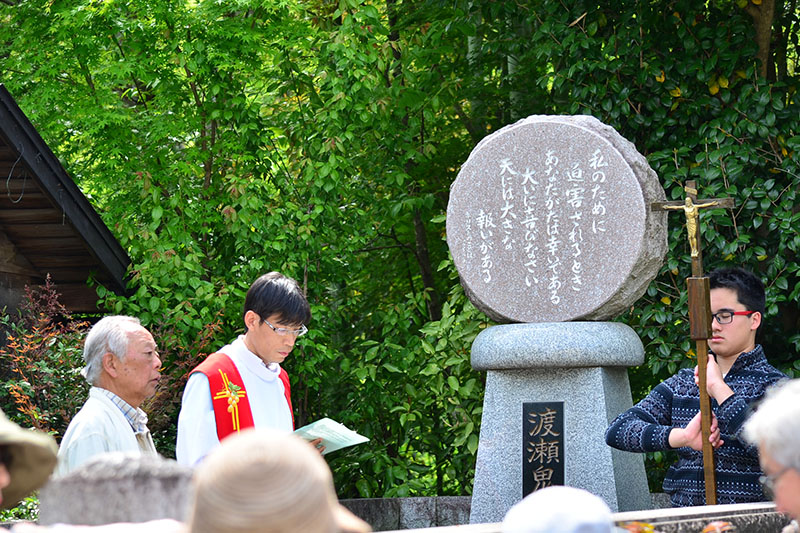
[{"xmin": 605, "ymin": 345, "xmax": 786, "ymax": 506}]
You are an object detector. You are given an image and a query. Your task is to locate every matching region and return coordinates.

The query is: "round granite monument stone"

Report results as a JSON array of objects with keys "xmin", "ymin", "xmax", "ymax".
[
  {"xmin": 447, "ymin": 114, "xmax": 667, "ymax": 323},
  {"xmin": 450, "ymin": 116, "xmax": 669, "ymax": 523}
]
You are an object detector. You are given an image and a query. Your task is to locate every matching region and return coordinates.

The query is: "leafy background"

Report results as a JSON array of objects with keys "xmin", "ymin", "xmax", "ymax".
[{"xmin": 2, "ymin": 0, "xmax": 800, "ymax": 505}]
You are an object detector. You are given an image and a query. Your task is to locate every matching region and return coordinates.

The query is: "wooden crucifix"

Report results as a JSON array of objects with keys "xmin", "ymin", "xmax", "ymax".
[{"xmin": 652, "ymin": 179, "xmax": 734, "ymax": 505}]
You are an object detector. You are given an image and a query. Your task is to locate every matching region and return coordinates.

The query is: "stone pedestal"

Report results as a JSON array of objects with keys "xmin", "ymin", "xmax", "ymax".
[{"xmin": 469, "ymin": 322, "xmax": 650, "ymax": 524}]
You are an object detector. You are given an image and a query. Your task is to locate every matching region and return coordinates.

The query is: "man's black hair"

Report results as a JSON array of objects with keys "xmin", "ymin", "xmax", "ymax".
[
  {"xmin": 243, "ymin": 272, "xmax": 311, "ymax": 327},
  {"xmin": 709, "ymin": 267, "xmax": 765, "ymax": 315}
]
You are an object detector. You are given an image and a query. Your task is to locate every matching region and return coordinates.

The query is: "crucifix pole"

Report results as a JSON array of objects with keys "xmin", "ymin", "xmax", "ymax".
[{"xmin": 652, "ymin": 180, "xmax": 734, "ymax": 505}]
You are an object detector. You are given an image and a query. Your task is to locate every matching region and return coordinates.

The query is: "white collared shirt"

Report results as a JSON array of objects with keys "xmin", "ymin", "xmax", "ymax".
[
  {"xmin": 175, "ymin": 336, "xmax": 293, "ymax": 466},
  {"xmin": 95, "ymin": 387, "xmax": 150, "ymax": 433}
]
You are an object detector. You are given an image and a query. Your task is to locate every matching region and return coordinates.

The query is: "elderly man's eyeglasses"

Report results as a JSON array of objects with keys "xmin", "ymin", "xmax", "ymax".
[
  {"xmin": 759, "ymin": 466, "xmax": 791, "ymax": 497},
  {"xmin": 711, "ymin": 310, "xmax": 756, "ymax": 324},
  {"xmin": 263, "ymin": 319, "xmax": 308, "ymax": 337}
]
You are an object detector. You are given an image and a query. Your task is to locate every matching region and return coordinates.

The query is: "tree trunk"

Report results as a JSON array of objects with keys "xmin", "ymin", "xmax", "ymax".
[
  {"xmin": 467, "ymin": 5, "xmax": 486, "ymax": 138},
  {"xmin": 507, "ymin": 13, "xmax": 531, "ymax": 121},
  {"xmin": 385, "ymin": 0, "xmax": 443, "ymax": 322},
  {"xmin": 413, "ymin": 208, "xmax": 442, "ymax": 321},
  {"xmin": 745, "ymin": 0, "xmax": 777, "ymax": 79}
]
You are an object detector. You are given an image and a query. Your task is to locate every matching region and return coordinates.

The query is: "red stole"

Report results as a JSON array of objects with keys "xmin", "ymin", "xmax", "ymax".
[{"xmin": 192, "ymin": 352, "xmax": 294, "ymax": 442}]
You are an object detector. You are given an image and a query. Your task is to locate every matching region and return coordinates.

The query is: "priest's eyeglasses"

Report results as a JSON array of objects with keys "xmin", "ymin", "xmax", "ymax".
[
  {"xmin": 264, "ymin": 319, "xmax": 308, "ymax": 337},
  {"xmin": 711, "ymin": 310, "xmax": 756, "ymax": 324}
]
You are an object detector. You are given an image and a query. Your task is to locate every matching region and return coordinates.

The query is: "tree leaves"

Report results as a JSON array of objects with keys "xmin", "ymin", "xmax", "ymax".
[{"xmin": 3, "ymin": 0, "xmax": 800, "ymax": 499}]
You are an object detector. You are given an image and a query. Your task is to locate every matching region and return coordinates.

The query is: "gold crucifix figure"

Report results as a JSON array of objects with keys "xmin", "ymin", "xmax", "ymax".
[
  {"xmin": 662, "ymin": 197, "xmax": 721, "ymax": 258},
  {"xmin": 652, "ymin": 182, "xmax": 734, "ymax": 277}
]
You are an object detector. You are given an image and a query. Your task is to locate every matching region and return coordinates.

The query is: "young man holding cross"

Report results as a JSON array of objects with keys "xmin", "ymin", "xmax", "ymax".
[{"xmin": 606, "ymin": 267, "xmax": 786, "ymax": 506}]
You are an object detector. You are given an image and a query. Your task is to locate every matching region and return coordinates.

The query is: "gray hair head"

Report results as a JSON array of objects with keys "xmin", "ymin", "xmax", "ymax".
[
  {"xmin": 501, "ymin": 485, "xmax": 613, "ymax": 533},
  {"xmin": 81, "ymin": 315, "xmax": 142, "ymax": 385},
  {"xmin": 743, "ymin": 378, "xmax": 800, "ymax": 470}
]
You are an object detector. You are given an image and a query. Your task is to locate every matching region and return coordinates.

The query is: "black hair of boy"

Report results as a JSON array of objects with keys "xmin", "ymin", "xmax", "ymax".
[
  {"xmin": 709, "ymin": 267, "xmax": 765, "ymax": 333},
  {"xmin": 243, "ymin": 272, "xmax": 311, "ymax": 326}
]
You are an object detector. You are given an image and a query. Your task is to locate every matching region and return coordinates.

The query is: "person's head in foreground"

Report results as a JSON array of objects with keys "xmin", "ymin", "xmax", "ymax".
[
  {"xmin": 0, "ymin": 410, "xmax": 58, "ymax": 509},
  {"xmin": 188, "ymin": 428, "xmax": 370, "ymax": 533},
  {"xmin": 743, "ymin": 378, "xmax": 800, "ymax": 520},
  {"xmin": 501, "ymin": 486, "xmax": 614, "ymax": 533}
]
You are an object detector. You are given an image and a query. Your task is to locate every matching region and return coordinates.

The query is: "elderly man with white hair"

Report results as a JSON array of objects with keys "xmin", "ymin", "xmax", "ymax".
[
  {"xmin": 55, "ymin": 316, "xmax": 161, "ymax": 476},
  {"xmin": 743, "ymin": 378, "xmax": 800, "ymax": 533}
]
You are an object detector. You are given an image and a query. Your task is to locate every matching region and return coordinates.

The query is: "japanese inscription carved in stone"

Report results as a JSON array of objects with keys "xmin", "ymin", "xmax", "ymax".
[{"xmin": 446, "ymin": 115, "xmax": 667, "ymax": 323}]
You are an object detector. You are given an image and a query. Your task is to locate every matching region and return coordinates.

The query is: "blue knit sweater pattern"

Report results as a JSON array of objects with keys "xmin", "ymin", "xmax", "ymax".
[{"xmin": 605, "ymin": 345, "xmax": 786, "ymax": 507}]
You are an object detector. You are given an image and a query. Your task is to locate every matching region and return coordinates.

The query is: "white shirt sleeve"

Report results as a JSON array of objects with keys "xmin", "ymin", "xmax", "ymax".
[{"xmin": 176, "ymin": 372, "xmax": 219, "ymax": 466}]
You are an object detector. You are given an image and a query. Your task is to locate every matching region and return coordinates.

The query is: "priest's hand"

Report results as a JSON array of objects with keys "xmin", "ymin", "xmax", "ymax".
[
  {"xmin": 668, "ymin": 410, "xmax": 723, "ymax": 451},
  {"xmin": 694, "ymin": 357, "xmax": 734, "ymax": 404},
  {"xmin": 309, "ymin": 437, "xmax": 326, "ymax": 455}
]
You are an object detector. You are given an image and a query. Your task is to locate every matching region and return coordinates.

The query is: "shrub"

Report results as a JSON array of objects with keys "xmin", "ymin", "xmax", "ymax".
[{"xmin": 0, "ymin": 276, "xmax": 89, "ymax": 435}]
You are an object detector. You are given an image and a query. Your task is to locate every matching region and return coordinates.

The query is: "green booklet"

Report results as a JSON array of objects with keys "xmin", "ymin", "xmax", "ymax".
[{"xmin": 293, "ymin": 417, "xmax": 369, "ymax": 455}]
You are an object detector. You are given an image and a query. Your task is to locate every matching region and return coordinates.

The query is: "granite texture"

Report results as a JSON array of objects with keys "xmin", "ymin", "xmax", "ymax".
[
  {"xmin": 397, "ymin": 498, "xmax": 437, "ymax": 530},
  {"xmin": 342, "ymin": 498, "xmax": 401, "ymax": 532},
  {"xmin": 471, "ymin": 321, "xmax": 645, "ymax": 370},
  {"xmin": 340, "ymin": 496, "xmax": 471, "ymax": 531},
  {"xmin": 388, "ymin": 502, "xmax": 792, "ymax": 533},
  {"xmin": 39, "ymin": 452, "xmax": 194, "ymax": 526},
  {"xmin": 447, "ymin": 114, "xmax": 667, "ymax": 323},
  {"xmin": 613, "ymin": 502, "xmax": 793, "ymax": 533},
  {"xmin": 469, "ymin": 323, "xmax": 650, "ymax": 524}
]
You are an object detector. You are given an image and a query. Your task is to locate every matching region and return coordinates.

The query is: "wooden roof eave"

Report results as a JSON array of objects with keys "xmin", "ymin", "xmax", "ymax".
[{"xmin": 0, "ymin": 84, "xmax": 131, "ymax": 296}]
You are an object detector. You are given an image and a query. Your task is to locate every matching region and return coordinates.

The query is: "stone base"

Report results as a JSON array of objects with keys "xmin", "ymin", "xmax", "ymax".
[
  {"xmin": 613, "ymin": 502, "xmax": 792, "ymax": 533},
  {"xmin": 469, "ymin": 322, "xmax": 650, "ymax": 524},
  {"xmin": 386, "ymin": 502, "xmax": 791, "ymax": 533},
  {"xmin": 340, "ymin": 496, "xmax": 471, "ymax": 531}
]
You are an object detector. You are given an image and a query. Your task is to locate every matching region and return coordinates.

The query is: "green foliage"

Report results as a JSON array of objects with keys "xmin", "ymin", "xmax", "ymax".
[
  {"xmin": 0, "ymin": 496, "xmax": 39, "ymax": 523},
  {"xmin": 643, "ymin": 450, "xmax": 679, "ymax": 494},
  {"xmin": 320, "ymin": 264, "xmax": 486, "ymax": 497},
  {"xmin": 2, "ymin": 0, "xmax": 800, "ymax": 498},
  {"xmin": 1, "ymin": 0, "xmax": 479, "ymax": 496}
]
